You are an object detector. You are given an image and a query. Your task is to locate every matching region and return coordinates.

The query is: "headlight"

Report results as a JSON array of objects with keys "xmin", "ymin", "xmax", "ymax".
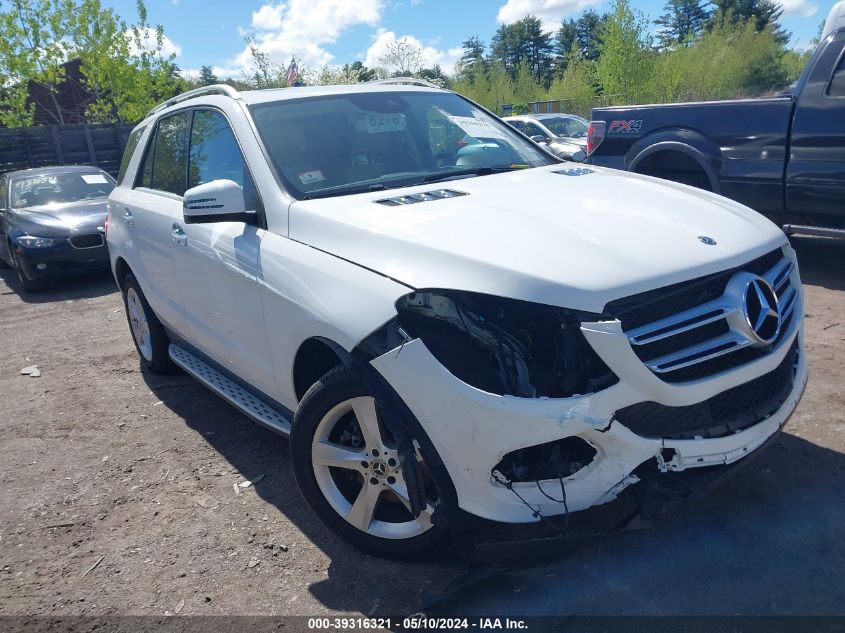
[
  {"xmin": 16, "ymin": 235, "xmax": 55, "ymax": 248},
  {"xmin": 392, "ymin": 290, "xmax": 617, "ymax": 398}
]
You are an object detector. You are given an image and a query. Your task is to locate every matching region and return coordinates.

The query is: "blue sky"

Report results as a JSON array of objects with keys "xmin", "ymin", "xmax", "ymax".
[{"xmin": 104, "ymin": 0, "xmax": 833, "ymax": 78}]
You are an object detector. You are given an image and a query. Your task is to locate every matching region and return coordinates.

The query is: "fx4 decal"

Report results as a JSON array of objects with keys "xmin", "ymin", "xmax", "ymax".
[{"xmin": 608, "ymin": 120, "xmax": 643, "ymax": 134}]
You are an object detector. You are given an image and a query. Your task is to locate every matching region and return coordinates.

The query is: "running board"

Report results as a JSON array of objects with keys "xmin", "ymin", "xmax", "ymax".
[{"xmin": 168, "ymin": 344, "xmax": 292, "ymax": 436}]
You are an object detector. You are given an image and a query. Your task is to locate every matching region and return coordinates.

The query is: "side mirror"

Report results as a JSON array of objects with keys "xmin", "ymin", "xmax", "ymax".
[
  {"xmin": 183, "ymin": 179, "xmax": 255, "ymax": 224},
  {"xmin": 529, "ymin": 134, "xmax": 548, "ymax": 143}
]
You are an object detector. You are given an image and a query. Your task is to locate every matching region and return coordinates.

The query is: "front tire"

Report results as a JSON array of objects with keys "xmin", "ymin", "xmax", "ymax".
[
  {"xmin": 121, "ymin": 272, "xmax": 171, "ymax": 374},
  {"xmin": 12, "ymin": 253, "xmax": 44, "ymax": 293},
  {"xmin": 290, "ymin": 363, "xmax": 453, "ymax": 558}
]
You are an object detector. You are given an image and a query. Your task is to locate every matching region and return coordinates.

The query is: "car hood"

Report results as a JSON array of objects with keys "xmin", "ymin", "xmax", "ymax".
[
  {"xmin": 9, "ymin": 199, "xmax": 107, "ymax": 238},
  {"xmin": 288, "ymin": 165, "xmax": 787, "ymax": 313}
]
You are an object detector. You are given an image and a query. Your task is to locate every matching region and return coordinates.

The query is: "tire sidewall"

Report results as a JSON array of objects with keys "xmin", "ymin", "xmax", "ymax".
[
  {"xmin": 290, "ymin": 364, "xmax": 454, "ymax": 558},
  {"xmin": 121, "ymin": 273, "xmax": 170, "ymax": 374}
]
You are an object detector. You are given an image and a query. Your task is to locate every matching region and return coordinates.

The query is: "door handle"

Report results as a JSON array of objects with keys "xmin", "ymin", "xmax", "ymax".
[
  {"xmin": 122, "ymin": 208, "xmax": 134, "ymax": 227},
  {"xmin": 171, "ymin": 223, "xmax": 187, "ymax": 246}
]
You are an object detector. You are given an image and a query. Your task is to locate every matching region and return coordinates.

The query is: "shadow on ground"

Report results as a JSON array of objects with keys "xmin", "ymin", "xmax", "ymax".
[
  {"xmin": 790, "ymin": 235, "xmax": 845, "ymax": 292},
  {"xmin": 0, "ymin": 268, "xmax": 116, "ymax": 302},
  {"xmin": 141, "ymin": 361, "xmax": 845, "ymax": 615}
]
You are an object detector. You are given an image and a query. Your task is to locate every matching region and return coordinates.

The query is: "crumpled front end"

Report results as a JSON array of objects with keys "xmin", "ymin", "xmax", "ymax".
[{"xmin": 368, "ymin": 245, "xmax": 807, "ymax": 523}]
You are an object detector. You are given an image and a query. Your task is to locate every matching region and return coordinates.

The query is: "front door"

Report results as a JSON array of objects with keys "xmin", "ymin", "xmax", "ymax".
[
  {"xmin": 787, "ymin": 31, "xmax": 845, "ymax": 222},
  {"xmin": 168, "ymin": 109, "xmax": 276, "ymax": 396}
]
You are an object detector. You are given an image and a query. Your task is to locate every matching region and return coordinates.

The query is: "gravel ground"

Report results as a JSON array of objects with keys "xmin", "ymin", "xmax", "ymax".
[{"xmin": 0, "ymin": 236, "xmax": 843, "ymax": 618}]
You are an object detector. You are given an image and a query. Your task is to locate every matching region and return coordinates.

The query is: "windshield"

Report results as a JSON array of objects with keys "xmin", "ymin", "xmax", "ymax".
[
  {"xmin": 542, "ymin": 116, "xmax": 588, "ymax": 139},
  {"xmin": 11, "ymin": 171, "xmax": 115, "ymax": 209},
  {"xmin": 250, "ymin": 91, "xmax": 555, "ymax": 199}
]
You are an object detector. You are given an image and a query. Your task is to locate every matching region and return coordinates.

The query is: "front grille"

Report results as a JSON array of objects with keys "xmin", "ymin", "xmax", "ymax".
[
  {"xmin": 615, "ymin": 340, "xmax": 798, "ymax": 440},
  {"xmin": 69, "ymin": 233, "xmax": 104, "ymax": 249},
  {"xmin": 606, "ymin": 248, "xmax": 799, "ymax": 382}
]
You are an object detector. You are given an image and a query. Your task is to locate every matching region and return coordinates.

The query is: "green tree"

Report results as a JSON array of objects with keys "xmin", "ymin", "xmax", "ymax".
[
  {"xmin": 655, "ymin": 0, "xmax": 711, "ymax": 47},
  {"xmin": 456, "ymin": 36, "xmax": 486, "ymax": 82},
  {"xmin": 199, "ymin": 65, "xmax": 218, "ymax": 86},
  {"xmin": 490, "ymin": 16, "xmax": 554, "ymax": 84},
  {"xmin": 575, "ymin": 10, "xmax": 607, "ymax": 61},
  {"xmin": 0, "ymin": 0, "xmax": 184, "ymax": 126},
  {"xmin": 554, "ymin": 19, "xmax": 578, "ymax": 71},
  {"xmin": 595, "ymin": 0, "xmax": 654, "ymax": 104},
  {"xmin": 711, "ymin": 0, "xmax": 789, "ymax": 44}
]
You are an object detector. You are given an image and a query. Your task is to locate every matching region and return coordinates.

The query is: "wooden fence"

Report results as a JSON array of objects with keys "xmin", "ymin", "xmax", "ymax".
[{"xmin": 0, "ymin": 123, "xmax": 136, "ymax": 177}]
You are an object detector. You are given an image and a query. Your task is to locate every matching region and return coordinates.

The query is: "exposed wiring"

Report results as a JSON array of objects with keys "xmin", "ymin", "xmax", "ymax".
[{"xmin": 492, "ymin": 470, "xmax": 570, "ymax": 537}]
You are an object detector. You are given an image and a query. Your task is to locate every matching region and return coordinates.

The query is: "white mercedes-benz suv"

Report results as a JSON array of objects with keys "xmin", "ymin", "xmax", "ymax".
[{"xmin": 107, "ymin": 80, "xmax": 806, "ymax": 557}]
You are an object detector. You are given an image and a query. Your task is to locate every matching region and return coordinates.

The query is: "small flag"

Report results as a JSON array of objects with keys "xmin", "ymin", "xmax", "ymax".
[{"xmin": 285, "ymin": 59, "xmax": 298, "ymax": 85}]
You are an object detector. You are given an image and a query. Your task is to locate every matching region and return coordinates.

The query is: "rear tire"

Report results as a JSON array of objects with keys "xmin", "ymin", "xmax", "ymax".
[
  {"xmin": 290, "ymin": 363, "xmax": 453, "ymax": 558},
  {"xmin": 121, "ymin": 272, "xmax": 171, "ymax": 374}
]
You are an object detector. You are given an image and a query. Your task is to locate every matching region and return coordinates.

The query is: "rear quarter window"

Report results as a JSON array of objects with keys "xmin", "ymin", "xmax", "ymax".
[{"xmin": 117, "ymin": 126, "xmax": 145, "ymax": 185}]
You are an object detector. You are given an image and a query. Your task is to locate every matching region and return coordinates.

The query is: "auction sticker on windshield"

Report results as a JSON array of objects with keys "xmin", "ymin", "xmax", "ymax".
[
  {"xmin": 81, "ymin": 174, "xmax": 109, "ymax": 184},
  {"xmin": 448, "ymin": 115, "xmax": 507, "ymax": 140},
  {"xmin": 365, "ymin": 113, "xmax": 406, "ymax": 133}
]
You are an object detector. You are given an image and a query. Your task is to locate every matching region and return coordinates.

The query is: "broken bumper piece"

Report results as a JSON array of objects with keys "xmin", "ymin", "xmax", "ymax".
[{"xmin": 369, "ymin": 321, "xmax": 806, "ymax": 524}]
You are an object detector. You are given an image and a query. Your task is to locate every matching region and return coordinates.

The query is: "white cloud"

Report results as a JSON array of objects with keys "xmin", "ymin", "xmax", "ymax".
[
  {"xmin": 497, "ymin": 0, "xmax": 602, "ymax": 29},
  {"xmin": 364, "ymin": 29, "xmax": 462, "ymax": 74},
  {"xmin": 776, "ymin": 0, "xmax": 818, "ymax": 18},
  {"xmin": 127, "ymin": 27, "xmax": 182, "ymax": 57},
  {"xmin": 233, "ymin": 0, "xmax": 383, "ymax": 71}
]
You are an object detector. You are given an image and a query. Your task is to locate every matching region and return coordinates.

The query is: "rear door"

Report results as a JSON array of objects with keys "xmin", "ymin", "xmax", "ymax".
[
  {"xmin": 787, "ymin": 31, "xmax": 845, "ymax": 220},
  {"xmin": 120, "ymin": 112, "xmax": 190, "ymax": 334},
  {"xmin": 168, "ymin": 108, "xmax": 275, "ymax": 396}
]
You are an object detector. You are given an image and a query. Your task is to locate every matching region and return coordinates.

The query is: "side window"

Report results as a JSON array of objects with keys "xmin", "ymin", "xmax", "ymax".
[
  {"xmin": 830, "ymin": 54, "xmax": 845, "ymax": 97},
  {"xmin": 151, "ymin": 112, "xmax": 191, "ymax": 195},
  {"xmin": 117, "ymin": 126, "xmax": 144, "ymax": 185},
  {"xmin": 0, "ymin": 178, "xmax": 7, "ymax": 209},
  {"xmin": 136, "ymin": 129, "xmax": 155, "ymax": 189},
  {"xmin": 508, "ymin": 120, "xmax": 527, "ymax": 133},
  {"xmin": 521, "ymin": 122, "xmax": 546, "ymax": 138},
  {"xmin": 188, "ymin": 110, "xmax": 258, "ymax": 210}
]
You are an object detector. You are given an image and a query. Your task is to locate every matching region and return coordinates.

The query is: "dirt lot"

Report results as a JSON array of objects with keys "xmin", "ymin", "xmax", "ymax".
[{"xmin": 0, "ymin": 236, "xmax": 843, "ymax": 618}]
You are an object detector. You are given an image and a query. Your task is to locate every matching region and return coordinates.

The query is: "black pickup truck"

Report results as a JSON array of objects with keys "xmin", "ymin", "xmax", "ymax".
[{"xmin": 587, "ymin": 3, "xmax": 845, "ymax": 238}]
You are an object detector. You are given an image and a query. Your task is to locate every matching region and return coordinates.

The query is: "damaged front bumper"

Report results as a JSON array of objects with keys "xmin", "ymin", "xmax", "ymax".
[{"xmin": 369, "ymin": 317, "xmax": 806, "ymax": 524}]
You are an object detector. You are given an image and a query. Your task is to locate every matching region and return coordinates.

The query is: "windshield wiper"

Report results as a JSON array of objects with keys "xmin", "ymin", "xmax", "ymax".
[
  {"xmin": 421, "ymin": 165, "xmax": 526, "ymax": 184},
  {"xmin": 302, "ymin": 183, "xmax": 386, "ymax": 200}
]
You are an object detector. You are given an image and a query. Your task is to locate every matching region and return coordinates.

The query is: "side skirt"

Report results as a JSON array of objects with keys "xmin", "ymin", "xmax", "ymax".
[{"xmin": 168, "ymin": 343, "xmax": 292, "ymax": 436}]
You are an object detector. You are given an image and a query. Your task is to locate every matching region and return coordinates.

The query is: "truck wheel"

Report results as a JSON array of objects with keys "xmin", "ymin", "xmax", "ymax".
[
  {"xmin": 290, "ymin": 363, "xmax": 453, "ymax": 558},
  {"xmin": 121, "ymin": 273, "xmax": 171, "ymax": 374}
]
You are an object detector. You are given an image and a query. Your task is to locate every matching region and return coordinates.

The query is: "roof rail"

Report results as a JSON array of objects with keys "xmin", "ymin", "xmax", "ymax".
[
  {"xmin": 366, "ymin": 77, "xmax": 442, "ymax": 89},
  {"xmin": 146, "ymin": 84, "xmax": 241, "ymax": 119}
]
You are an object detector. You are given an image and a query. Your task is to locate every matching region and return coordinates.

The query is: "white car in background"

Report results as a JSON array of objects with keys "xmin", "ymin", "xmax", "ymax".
[
  {"xmin": 505, "ymin": 113, "xmax": 589, "ymax": 161},
  {"xmin": 107, "ymin": 79, "xmax": 806, "ymax": 557}
]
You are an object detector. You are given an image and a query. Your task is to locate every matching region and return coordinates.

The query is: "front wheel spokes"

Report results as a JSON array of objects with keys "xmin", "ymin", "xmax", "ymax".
[
  {"xmin": 312, "ymin": 439, "xmax": 366, "ymax": 471},
  {"xmin": 350, "ymin": 396, "xmax": 384, "ymax": 450},
  {"xmin": 386, "ymin": 479, "xmax": 434, "ymax": 529},
  {"xmin": 346, "ymin": 481, "xmax": 382, "ymax": 531}
]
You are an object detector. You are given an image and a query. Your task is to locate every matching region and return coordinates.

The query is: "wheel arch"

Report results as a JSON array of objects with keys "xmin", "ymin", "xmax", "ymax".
[
  {"xmin": 292, "ymin": 336, "xmax": 353, "ymax": 402},
  {"xmin": 626, "ymin": 130, "xmax": 723, "ymax": 193},
  {"xmin": 113, "ymin": 256, "xmax": 130, "ymax": 286}
]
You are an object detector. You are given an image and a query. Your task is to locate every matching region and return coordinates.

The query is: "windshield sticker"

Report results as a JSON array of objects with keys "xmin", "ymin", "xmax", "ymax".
[
  {"xmin": 365, "ymin": 113, "xmax": 407, "ymax": 133},
  {"xmin": 447, "ymin": 116, "xmax": 507, "ymax": 140},
  {"xmin": 81, "ymin": 174, "xmax": 108, "ymax": 184},
  {"xmin": 298, "ymin": 169, "xmax": 325, "ymax": 185}
]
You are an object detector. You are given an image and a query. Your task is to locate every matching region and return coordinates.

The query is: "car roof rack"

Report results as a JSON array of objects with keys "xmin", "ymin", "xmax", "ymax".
[
  {"xmin": 146, "ymin": 84, "xmax": 241, "ymax": 119},
  {"xmin": 366, "ymin": 77, "xmax": 441, "ymax": 89}
]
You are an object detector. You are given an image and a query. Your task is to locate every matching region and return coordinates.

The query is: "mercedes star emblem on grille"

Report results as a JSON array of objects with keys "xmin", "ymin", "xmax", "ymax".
[{"xmin": 743, "ymin": 277, "xmax": 781, "ymax": 345}]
